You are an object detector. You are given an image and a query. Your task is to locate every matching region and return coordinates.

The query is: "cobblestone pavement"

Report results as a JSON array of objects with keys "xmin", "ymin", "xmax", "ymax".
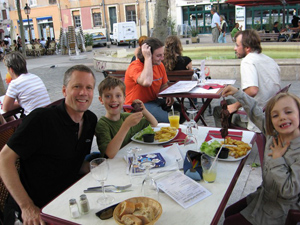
[{"xmin": 0, "ymin": 42, "xmax": 299, "ymax": 224}]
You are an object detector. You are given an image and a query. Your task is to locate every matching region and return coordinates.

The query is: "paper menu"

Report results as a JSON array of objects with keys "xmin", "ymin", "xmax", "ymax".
[
  {"xmin": 156, "ymin": 171, "xmax": 211, "ymax": 209},
  {"xmin": 159, "ymin": 81, "xmax": 198, "ymax": 94}
]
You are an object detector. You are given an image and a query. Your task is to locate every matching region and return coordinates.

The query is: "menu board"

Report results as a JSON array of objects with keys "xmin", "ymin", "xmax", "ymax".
[{"xmin": 156, "ymin": 171, "xmax": 211, "ymax": 209}]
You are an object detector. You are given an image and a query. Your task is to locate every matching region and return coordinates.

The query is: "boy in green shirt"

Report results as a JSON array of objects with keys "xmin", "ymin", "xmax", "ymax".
[
  {"xmin": 231, "ymin": 23, "xmax": 242, "ymax": 40},
  {"xmin": 95, "ymin": 76, "xmax": 158, "ymax": 158}
]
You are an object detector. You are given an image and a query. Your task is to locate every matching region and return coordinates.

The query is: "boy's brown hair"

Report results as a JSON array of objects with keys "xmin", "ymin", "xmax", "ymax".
[
  {"xmin": 98, "ymin": 76, "xmax": 126, "ymax": 96},
  {"xmin": 265, "ymin": 92, "xmax": 300, "ymax": 135}
]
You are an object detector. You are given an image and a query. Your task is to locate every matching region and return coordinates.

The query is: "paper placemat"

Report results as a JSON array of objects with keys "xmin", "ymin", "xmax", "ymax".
[{"xmin": 205, "ymin": 130, "xmax": 243, "ymax": 142}]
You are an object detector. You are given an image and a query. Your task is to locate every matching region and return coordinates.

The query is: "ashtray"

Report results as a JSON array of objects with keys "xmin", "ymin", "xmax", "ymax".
[
  {"xmin": 143, "ymin": 134, "xmax": 155, "ymax": 143},
  {"xmin": 215, "ymin": 147, "xmax": 229, "ymax": 159}
]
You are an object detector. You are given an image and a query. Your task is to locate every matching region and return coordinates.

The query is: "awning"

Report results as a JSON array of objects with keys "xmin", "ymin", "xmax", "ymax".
[
  {"xmin": 17, "ymin": 19, "xmax": 33, "ymax": 23},
  {"xmin": 0, "ymin": 29, "xmax": 4, "ymax": 33},
  {"xmin": 36, "ymin": 16, "xmax": 52, "ymax": 20},
  {"xmin": 225, "ymin": 0, "xmax": 300, "ymax": 6}
]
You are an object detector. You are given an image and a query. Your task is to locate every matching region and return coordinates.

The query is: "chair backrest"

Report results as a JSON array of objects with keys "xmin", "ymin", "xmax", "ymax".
[
  {"xmin": 26, "ymin": 44, "xmax": 33, "ymax": 50},
  {"xmin": 0, "ymin": 118, "xmax": 22, "ymax": 215},
  {"xmin": 49, "ymin": 41, "xmax": 56, "ymax": 48},
  {"xmin": 44, "ymin": 98, "xmax": 64, "ymax": 108},
  {"xmin": 2, "ymin": 107, "xmax": 25, "ymax": 120}
]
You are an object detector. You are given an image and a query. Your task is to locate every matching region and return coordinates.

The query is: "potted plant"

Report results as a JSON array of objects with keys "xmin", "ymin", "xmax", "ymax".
[
  {"xmin": 190, "ymin": 26, "xmax": 199, "ymax": 43},
  {"xmin": 84, "ymin": 33, "xmax": 93, "ymax": 51}
]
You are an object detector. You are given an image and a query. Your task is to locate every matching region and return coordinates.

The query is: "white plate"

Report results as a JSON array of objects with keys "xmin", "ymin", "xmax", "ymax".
[
  {"xmin": 203, "ymin": 138, "xmax": 252, "ymax": 162},
  {"xmin": 131, "ymin": 127, "xmax": 179, "ymax": 145}
]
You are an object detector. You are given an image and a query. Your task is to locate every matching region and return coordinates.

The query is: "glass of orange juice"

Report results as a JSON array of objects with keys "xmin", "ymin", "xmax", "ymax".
[{"xmin": 168, "ymin": 111, "xmax": 180, "ymax": 129}]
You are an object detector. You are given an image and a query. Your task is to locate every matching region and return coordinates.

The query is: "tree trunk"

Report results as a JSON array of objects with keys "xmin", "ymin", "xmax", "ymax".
[
  {"xmin": 151, "ymin": 0, "xmax": 169, "ymax": 43},
  {"xmin": 16, "ymin": 0, "xmax": 26, "ymax": 58}
]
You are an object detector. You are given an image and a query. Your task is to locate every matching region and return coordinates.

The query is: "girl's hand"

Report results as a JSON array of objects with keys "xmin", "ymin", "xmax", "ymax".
[
  {"xmin": 222, "ymin": 85, "xmax": 239, "ymax": 97},
  {"xmin": 269, "ymin": 137, "xmax": 289, "ymax": 159}
]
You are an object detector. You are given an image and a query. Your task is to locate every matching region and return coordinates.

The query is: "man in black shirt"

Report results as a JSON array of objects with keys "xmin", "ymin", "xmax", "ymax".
[{"xmin": 0, "ymin": 65, "xmax": 97, "ymax": 225}]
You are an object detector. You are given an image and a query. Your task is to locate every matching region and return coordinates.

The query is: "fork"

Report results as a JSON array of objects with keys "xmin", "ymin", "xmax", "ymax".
[
  {"xmin": 87, "ymin": 184, "xmax": 132, "ymax": 190},
  {"xmin": 84, "ymin": 189, "xmax": 132, "ymax": 193}
]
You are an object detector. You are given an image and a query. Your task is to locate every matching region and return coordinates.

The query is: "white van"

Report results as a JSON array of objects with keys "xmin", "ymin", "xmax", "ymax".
[{"xmin": 111, "ymin": 22, "xmax": 137, "ymax": 45}]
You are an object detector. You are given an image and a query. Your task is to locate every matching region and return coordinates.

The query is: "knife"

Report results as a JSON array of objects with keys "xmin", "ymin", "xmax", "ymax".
[
  {"xmin": 209, "ymin": 132, "xmax": 243, "ymax": 138},
  {"xmin": 84, "ymin": 189, "xmax": 132, "ymax": 193}
]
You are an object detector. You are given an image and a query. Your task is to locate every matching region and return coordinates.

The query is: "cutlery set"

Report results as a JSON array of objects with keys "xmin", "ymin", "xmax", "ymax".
[{"xmin": 84, "ymin": 184, "xmax": 132, "ymax": 193}]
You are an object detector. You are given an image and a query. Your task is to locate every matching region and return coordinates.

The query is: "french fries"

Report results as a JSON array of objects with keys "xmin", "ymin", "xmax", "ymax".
[
  {"xmin": 154, "ymin": 127, "xmax": 177, "ymax": 142},
  {"xmin": 220, "ymin": 137, "xmax": 251, "ymax": 158}
]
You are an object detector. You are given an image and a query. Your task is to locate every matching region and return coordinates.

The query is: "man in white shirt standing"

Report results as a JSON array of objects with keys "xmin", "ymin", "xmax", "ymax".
[
  {"xmin": 2, "ymin": 52, "xmax": 51, "ymax": 115},
  {"xmin": 213, "ymin": 29, "xmax": 281, "ymax": 132},
  {"xmin": 211, "ymin": 7, "xmax": 220, "ymax": 43}
]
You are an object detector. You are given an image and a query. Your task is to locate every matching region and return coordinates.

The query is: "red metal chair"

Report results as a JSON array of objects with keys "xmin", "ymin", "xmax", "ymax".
[{"xmin": 285, "ymin": 209, "xmax": 300, "ymax": 225}]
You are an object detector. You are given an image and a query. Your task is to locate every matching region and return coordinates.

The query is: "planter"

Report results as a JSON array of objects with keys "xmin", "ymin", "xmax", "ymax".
[
  {"xmin": 191, "ymin": 37, "xmax": 198, "ymax": 43},
  {"xmin": 86, "ymin": 45, "xmax": 93, "ymax": 52}
]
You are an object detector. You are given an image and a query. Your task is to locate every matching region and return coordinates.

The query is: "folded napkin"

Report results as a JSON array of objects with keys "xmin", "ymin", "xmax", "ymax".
[
  {"xmin": 163, "ymin": 128, "xmax": 187, "ymax": 147},
  {"xmin": 202, "ymin": 84, "xmax": 224, "ymax": 90},
  {"xmin": 205, "ymin": 130, "xmax": 243, "ymax": 142}
]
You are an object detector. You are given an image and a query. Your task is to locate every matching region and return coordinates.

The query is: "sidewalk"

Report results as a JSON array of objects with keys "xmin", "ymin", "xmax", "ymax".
[{"xmin": 0, "ymin": 42, "xmax": 299, "ymax": 224}]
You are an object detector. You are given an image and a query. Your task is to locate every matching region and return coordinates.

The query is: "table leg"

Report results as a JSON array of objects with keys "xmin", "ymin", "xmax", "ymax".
[
  {"xmin": 194, "ymin": 98, "xmax": 213, "ymax": 126},
  {"xmin": 176, "ymin": 97, "xmax": 190, "ymax": 121}
]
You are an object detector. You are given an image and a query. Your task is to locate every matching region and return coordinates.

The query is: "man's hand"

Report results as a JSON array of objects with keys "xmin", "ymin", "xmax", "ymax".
[
  {"xmin": 269, "ymin": 137, "xmax": 289, "ymax": 159},
  {"xmin": 123, "ymin": 112, "xmax": 143, "ymax": 128},
  {"xmin": 141, "ymin": 43, "xmax": 152, "ymax": 60},
  {"xmin": 21, "ymin": 204, "xmax": 46, "ymax": 225},
  {"xmin": 166, "ymin": 97, "xmax": 174, "ymax": 106}
]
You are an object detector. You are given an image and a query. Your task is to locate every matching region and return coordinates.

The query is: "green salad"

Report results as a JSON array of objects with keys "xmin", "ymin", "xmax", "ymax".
[
  {"xmin": 134, "ymin": 125, "xmax": 155, "ymax": 141},
  {"xmin": 200, "ymin": 140, "xmax": 221, "ymax": 157}
]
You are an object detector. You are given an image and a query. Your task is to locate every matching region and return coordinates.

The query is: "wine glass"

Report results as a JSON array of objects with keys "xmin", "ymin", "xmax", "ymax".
[
  {"xmin": 90, "ymin": 158, "xmax": 114, "ymax": 205},
  {"xmin": 140, "ymin": 159, "xmax": 159, "ymax": 200},
  {"xmin": 184, "ymin": 123, "xmax": 199, "ymax": 152},
  {"xmin": 127, "ymin": 147, "xmax": 145, "ymax": 186},
  {"xmin": 187, "ymin": 108, "xmax": 198, "ymax": 135}
]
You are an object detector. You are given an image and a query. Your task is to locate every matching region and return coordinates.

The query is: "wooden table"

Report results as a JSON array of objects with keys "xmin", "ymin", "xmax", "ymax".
[
  {"xmin": 158, "ymin": 82, "xmax": 225, "ymax": 126},
  {"xmin": 41, "ymin": 124, "xmax": 256, "ymax": 225}
]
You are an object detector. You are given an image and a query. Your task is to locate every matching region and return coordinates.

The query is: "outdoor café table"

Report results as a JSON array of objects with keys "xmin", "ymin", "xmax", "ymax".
[
  {"xmin": 158, "ymin": 80, "xmax": 232, "ymax": 126},
  {"xmin": 41, "ymin": 123, "xmax": 256, "ymax": 225}
]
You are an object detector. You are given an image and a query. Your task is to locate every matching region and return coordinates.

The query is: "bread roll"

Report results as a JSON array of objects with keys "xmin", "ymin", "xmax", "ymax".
[
  {"xmin": 121, "ymin": 214, "xmax": 142, "ymax": 225},
  {"xmin": 119, "ymin": 201, "xmax": 136, "ymax": 217},
  {"xmin": 135, "ymin": 202, "xmax": 145, "ymax": 210},
  {"xmin": 133, "ymin": 206, "xmax": 154, "ymax": 224}
]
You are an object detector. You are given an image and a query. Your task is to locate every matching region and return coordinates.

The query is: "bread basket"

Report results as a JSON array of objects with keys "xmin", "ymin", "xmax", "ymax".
[{"xmin": 113, "ymin": 197, "xmax": 162, "ymax": 225}]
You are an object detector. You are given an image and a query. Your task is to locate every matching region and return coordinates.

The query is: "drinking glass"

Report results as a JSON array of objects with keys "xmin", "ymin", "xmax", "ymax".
[
  {"xmin": 187, "ymin": 108, "xmax": 198, "ymax": 135},
  {"xmin": 127, "ymin": 147, "xmax": 145, "ymax": 186},
  {"xmin": 168, "ymin": 111, "xmax": 180, "ymax": 129},
  {"xmin": 184, "ymin": 123, "xmax": 199, "ymax": 152},
  {"xmin": 140, "ymin": 159, "xmax": 159, "ymax": 200},
  {"xmin": 201, "ymin": 154, "xmax": 217, "ymax": 183},
  {"xmin": 90, "ymin": 158, "xmax": 114, "ymax": 205}
]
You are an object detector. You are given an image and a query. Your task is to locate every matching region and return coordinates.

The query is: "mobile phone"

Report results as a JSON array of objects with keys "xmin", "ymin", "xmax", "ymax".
[{"xmin": 95, "ymin": 203, "xmax": 119, "ymax": 220}]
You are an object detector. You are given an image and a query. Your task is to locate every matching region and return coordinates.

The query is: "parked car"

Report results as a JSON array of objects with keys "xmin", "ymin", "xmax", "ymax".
[{"xmin": 91, "ymin": 32, "xmax": 107, "ymax": 46}]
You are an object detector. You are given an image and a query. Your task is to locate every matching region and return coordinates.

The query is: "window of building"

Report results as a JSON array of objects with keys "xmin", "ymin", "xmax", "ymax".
[
  {"xmin": 2, "ymin": 9, "xmax": 7, "ymax": 20},
  {"xmin": 126, "ymin": 5, "xmax": 136, "ymax": 22},
  {"xmin": 49, "ymin": 0, "xmax": 57, "ymax": 4},
  {"xmin": 93, "ymin": 13, "xmax": 102, "ymax": 27},
  {"xmin": 73, "ymin": 15, "xmax": 81, "ymax": 27},
  {"xmin": 29, "ymin": 0, "xmax": 37, "ymax": 6}
]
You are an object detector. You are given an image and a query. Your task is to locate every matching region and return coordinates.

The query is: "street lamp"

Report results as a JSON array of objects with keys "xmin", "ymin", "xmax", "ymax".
[{"xmin": 24, "ymin": 3, "xmax": 31, "ymax": 42}]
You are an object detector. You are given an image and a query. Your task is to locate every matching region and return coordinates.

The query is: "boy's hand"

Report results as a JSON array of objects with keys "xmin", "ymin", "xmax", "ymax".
[{"xmin": 123, "ymin": 112, "xmax": 143, "ymax": 128}]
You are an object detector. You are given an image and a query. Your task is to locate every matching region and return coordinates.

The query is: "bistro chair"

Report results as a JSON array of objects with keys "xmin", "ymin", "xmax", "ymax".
[
  {"xmin": 228, "ymin": 83, "xmax": 291, "ymax": 165},
  {"xmin": 2, "ymin": 107, "xmax": 25, "ymax": 121},
  {"xmin": 44, "ymin": 98, "xmax": 64, "ymax": 108},
  {"xmin": 25, "ymin": 44, "xmax": 34, "ymax": 56},
  {"xmin": 0, "ymin": 118, "xmax": 22, "ymax": 223},
  {"xmin": 47, "ymin": 41, "xmax": 56, "ymax": 55}
]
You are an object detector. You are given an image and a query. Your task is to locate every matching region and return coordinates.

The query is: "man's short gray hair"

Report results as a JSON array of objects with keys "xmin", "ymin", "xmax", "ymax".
[{"xmin": 211, "ymin": 7, "xmax": 217, "ymax": 12}]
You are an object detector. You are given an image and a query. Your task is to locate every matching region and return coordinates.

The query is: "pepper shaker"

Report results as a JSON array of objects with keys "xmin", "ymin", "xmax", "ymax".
[{"xmin": 79, "ymin": 194, "xmax": 90, "ymax": 214}]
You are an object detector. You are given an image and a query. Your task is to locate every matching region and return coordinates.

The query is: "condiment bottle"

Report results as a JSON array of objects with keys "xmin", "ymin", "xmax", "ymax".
[
  {"xmin": 69, "ymin": 198, "xmax": 81, "ymax": 218},
  {"xmin": 79, "ymin": 194, "xmax": 90, "ymax": 214}
]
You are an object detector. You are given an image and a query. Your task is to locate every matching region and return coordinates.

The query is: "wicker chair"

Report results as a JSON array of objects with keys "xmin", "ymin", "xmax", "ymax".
[{"xmin": 0, "ymin": 119, "xmax": 22, "ymax": 223}]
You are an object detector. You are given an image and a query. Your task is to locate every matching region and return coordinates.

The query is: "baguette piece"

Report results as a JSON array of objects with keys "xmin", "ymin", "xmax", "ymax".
[
  {"xmin": 119, "ymin": 201, "xmax": 136, "ymax": 217},
  {"xmin": 135, "ymin": 202, "xmax": 145, "ymax": 211},
  {"xmin": 133, "ymin": 206, "xmax": 154, "ymax": 224},
  {"xmin": 121, "ymin": 214, "xmax": 142, "ymax": 225}
]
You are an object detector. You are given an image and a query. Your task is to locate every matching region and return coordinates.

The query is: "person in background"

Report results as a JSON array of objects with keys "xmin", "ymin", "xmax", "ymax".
[
  {"xmin": 211, "ymin": 7, "xmax": 220, "ymax": 43},
  {"xmin": 163, "ymin": 35, "xmax": 192, "ymax": 71},
  {"xmin": 40, "ymin": 37, "xmax": 46, "ymax": 48},
  {"xmin": 231, "ymin": 23, "xmax": 242, "ymax": 41},
  {"xmin": 131, "ymin": 35, "xmax": 148, "ymax": 62},
  {"xmin": 17, "ymin": 37, "xmax": 22, "ymax": 52},
  {"xmin": 292, "ymin": 15, "xmax": 300, "ymax": 28},
  {"xmin": 125, "ymin": 37, "xmax": 183, "ymax": 123},
  {"xmin": 218, "ymin": 15, "xmax": 227, "ymax": 43},
  {"xmin": 222, "ymin": 86, "xmax": 300, "ymax": 225},
  {"xmin": 2, "ymin": 52, "xmax": 51, "ymax": 116},
  {"xmin": 0, "ymin": 65, "xmax": 97, "ymax": 225},
  {"xmin": 273, "ymin": 21, "xmax": 287, "ymax": 42},
  {"xmin": 95, "ymin": 76, "xmax": 157, "ymax": 158},
  {"xmin": 213, "ymin": 29, "xmax": 281, "ymax": 132}
]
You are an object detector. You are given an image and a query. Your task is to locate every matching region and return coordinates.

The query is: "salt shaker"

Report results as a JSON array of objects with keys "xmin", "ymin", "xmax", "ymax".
[
  {"xmin": 69, "ymin": 198, "xmax": 81, "ymax": 218},
  {"xmin": 79, "ymin": 194, "xmax": 90, "ymax": 214}
]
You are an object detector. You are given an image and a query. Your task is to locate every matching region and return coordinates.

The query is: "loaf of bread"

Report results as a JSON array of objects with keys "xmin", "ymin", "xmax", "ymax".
[
  {"xmin": 133, "ymin": 206, "xmax": 154, "ymax": 224},
  {"xmin": 121, "ymin": 214, "xmax": 142, "ymax": 225},
  {"xmin": 119, "ymin": 201, "xmax": 136, "ymax": 217}
]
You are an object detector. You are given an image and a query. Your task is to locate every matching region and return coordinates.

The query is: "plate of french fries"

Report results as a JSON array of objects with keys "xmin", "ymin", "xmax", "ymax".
[
  {"xmin": 208, "ymin": 137, "xmax": 252, "ymax": 161},
  {"xmin": 131, "ymin": 126, "xmax": 179, "ymax": 145}
]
